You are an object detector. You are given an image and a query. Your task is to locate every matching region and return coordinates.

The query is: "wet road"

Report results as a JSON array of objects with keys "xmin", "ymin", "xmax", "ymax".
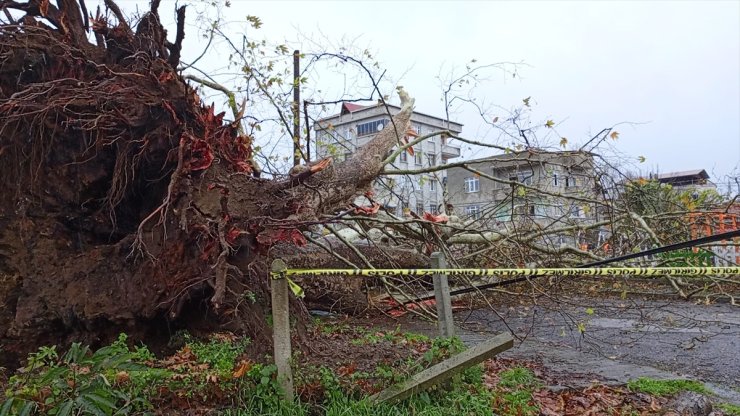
[{"xmin": 452, "ymin": 298, "xmax": 740, "ymax": 404}]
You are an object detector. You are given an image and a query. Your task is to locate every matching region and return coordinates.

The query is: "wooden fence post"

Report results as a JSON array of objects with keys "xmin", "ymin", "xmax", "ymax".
[
  {"xmin": 270, "ymin": 259, "xmax": 294, "ymax": 401},
  {"xmin": 370, "ymin": 333, "xmax": 514, "ymax": 404},
  {"xmin": 431, "ymin": 252, "xmax": 454, "ymax": 337}
]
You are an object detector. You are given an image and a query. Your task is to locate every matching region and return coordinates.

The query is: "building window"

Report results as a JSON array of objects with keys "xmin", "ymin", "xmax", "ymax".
[
  {"xmin": 513, "ymin": 204, "xmax": 539, "ymax": 217},
  {"xmin": 465, "ymin": 205, "xmax": 481, "ymax": 220},
  {"xmin": 426, "ymin": 153, "xmax": 436, "ymax": 167},
  {"xmin": 416, "ymin": 202, "xmax": 425, "ymax": 214},
  {"xmin": 412, "ymin": 123, "xmax": 422, "ymax": 135},
  {"xmin": 464, "ymin": 177, "xmax": 480, "ymax": 193},
  {"xmin": 570, "ymin": 206, "xmax": 583, "ymax": 218},
  {"xmin": 553, "ymin": 203, "xmax": 565, "ymax": 216},
  {"xmin": 357, "ymin": 119, "xmax": 389, "ymax": 137},
  {"xmin": 509, "ymin": 172, "xmax": 533, "ymax": 185},
  {"xmin": 343, "ymin": 151, "xmax": 352, "ymax": 162},
  {"xmin": 429, "ymin": 203, "xmax": 439, "ymax": 215},
  {"xmin": 565, "ymin": 176, "xmax": 576, "ymax": 188},
  {"xmin": 553, "ymin": 174, "xmax": 559, "ymax": 187},
  {"xmin": 400, "ymin": 150, "xmax": 408, "ymax": 163},
  {"xmin": 399, "ymin": 200, "xmax": 410, "ymax": 216},
  {"xmin": 557, "ymin": 235, "xmax": 569, "ymax": 247},
  {"xmin": 414, "ymin": 149, "xmax": 423, "ymax": 165},
  {"xmin": 429, "ymin": 178, "xmax": 436, "ymax": 192}
]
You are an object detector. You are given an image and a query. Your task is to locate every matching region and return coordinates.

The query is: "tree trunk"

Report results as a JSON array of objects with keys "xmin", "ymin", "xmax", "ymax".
[{"xmin": 0, "ymin": 0, "xmax": 414, "ymax": 367}]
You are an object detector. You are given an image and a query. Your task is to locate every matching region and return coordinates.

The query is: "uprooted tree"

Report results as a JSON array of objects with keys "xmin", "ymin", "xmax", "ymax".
[
  {"xmin": 0, "ymin": 0, "xmax": 430, "ymax": 366},
  {"xmin": 2, "ymin": 0, "xmax": 737, "ymax": 370}
]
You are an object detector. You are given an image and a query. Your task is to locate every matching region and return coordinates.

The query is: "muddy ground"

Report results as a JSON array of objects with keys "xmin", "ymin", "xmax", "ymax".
[{"xmin": 397, "ymin": 296, "xmax": 740, "ymax": 404}]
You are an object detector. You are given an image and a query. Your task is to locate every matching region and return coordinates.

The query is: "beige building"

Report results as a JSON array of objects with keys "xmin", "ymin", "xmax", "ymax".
[
  {"xmin": 446, "ymin": 150, "xmax": 602, "ymax": 246},
  {"xmin": 314, "ymin": 102, "xmax": 462, "ymax": 215}
]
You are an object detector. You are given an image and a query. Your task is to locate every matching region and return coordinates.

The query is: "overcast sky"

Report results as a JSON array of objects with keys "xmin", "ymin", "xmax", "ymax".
[{"xmin": 120, "ymin": 0, "xmax": 739, "ymax": 189}]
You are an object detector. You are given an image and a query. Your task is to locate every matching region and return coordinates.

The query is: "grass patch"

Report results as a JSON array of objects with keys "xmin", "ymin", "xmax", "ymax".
[
  {"xmin": 627, "ymin": 377, "xmax": 711, "ymax": 396},
  {"xmin": 319, "ymin": 389, "xmax": 495, "ymax": 416},
  {"xmin": 222, "ymin": 389, "xmax": 496, "ymax": 416},
  {"xmin": 10, "ymin": 328, "xmax": 630, "ymax": 416},
  {"xmin": 493, "ymin": 367, "xmax": 541, "ymax": 416},
  {"xmin": 185, "ymin": 334, "xmax": 250, "ymax": 376},
  {"xmin": 0, "ymin": 330, "xmax": 498, "ymax": 415},
  {"xmin": 349, "ymin": 326, "xmax": 430, "ymax": 347},
  {"xmin": 498, "ymin": 367, "xmax": 541, "ymax": 390},
  {"xmin": 717, "ymin": 403, "xmax": 740, "ymax": 416}
]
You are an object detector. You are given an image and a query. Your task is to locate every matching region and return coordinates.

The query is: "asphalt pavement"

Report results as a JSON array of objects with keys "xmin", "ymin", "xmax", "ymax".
[{"xmin": 452, "ymin": 297, "xmax": 740, "ymax": 404}]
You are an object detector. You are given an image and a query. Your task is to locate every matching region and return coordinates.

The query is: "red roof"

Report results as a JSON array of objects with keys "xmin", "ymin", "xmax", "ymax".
[{"xmin": 341, "ymin": 102, "xmax": 367, "ymax": 114}]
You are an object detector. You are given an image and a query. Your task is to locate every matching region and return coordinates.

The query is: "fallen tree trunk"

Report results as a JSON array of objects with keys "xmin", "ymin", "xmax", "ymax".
[
  {"xmin": 271, "ymin": 242, "xmax": 429, "ymax": 313},
  {"xmin": 0, "ymin": 0, "xmax": 413, "ymax": 367}
]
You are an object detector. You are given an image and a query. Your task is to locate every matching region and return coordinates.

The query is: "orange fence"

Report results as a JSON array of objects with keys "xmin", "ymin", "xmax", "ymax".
[{"xmin": 688, "ymin": 211, "xmax": 740, "ymax": 264}]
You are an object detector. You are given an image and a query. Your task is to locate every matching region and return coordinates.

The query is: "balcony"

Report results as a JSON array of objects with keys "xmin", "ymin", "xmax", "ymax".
[{"xmin": 441, "ymin": 143, "xmax": 461, "ymax": 158}]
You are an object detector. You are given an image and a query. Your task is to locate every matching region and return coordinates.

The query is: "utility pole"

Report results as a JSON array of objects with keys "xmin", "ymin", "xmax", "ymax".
[
  {"xmin": 304, "ymin": 100, "xmax": 310, "ymax": 162},
  {"xmin": 292, "ymin": 50, "xmax": 300, "ymax": 167}
]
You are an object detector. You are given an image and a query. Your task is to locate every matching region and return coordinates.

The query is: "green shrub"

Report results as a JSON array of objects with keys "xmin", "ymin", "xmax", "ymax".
[
  {"xmin": 185, "ymin": 334, "xmax": 250, "ymax": 376},
  {"xmin": 2, "ymin": 334, "xmax": 165, "ymax": 415}
]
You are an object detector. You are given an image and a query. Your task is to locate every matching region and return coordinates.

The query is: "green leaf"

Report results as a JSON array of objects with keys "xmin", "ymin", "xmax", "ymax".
[
  {"xmin": 41, "ymin": 367, "xmax": 69, "ymax": 384},
  {"xmin": 585, "ymin": 307, "xmax": 595, "ymax": 315},
  {"xmin": 545, "ymin": 120, "xmax": 554, "ymax": 128},
  {"xmin": 75, "ymin": 395, "xmax": 108, "ymax": 416},
  {"xmin": 18, "ymin": 402, "xmax": 36, "ymax": 416},
  {"xmin": 82, "ymin": 392, "xmax": 116, "ymax": 411},
  {"xmin": 55, "ymin": 400, "xmax": 75, "ymax": 416},
  {"xmin": 638, "ymin": 155, "xmax": 646, "ymax": 163},
  {"xmin": 577, "ymin": 322, "xmax": 586, "ymax": 333},
  {"xmin": 0, "ymin": 398, "xmax": 16, "ymax": 416},
  {"xmin": 63, "ymin": 342, "xmax": 86, "ymax": 363},
  {"xmin": 95, "ymin": 353, "xmax": 134, "ymax": 371}
]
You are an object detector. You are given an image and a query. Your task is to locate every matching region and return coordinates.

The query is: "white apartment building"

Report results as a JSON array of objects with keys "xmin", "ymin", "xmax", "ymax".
[{"xmin": 314, "ymin": 102, "xmax": 462, "ymax": 216}]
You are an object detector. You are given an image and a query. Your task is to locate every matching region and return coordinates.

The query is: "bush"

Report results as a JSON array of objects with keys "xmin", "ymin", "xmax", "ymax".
[{"xmin": 2, "ymin": 334, "xmax": 165, "ymax": 415}]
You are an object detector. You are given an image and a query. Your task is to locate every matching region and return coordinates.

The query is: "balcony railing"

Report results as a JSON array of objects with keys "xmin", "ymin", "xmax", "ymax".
[{"xmin": 441, "ymin": 143, "xmax": 461, "ymax": 158}]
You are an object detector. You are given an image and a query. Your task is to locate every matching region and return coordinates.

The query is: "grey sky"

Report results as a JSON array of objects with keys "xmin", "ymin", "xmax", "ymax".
[{"xmin": 123, "ymin": 0, "xmax": 740, "ymax": 189}]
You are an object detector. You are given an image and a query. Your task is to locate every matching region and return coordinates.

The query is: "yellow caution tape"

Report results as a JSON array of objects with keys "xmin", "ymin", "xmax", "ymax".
[
  {"xmin": 271, "ymin": 267, "xmax": 740, "ymax": 279},
  {"xmin": 287, "ymin": 278, "xmax": 305, "ymax": 298}
]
